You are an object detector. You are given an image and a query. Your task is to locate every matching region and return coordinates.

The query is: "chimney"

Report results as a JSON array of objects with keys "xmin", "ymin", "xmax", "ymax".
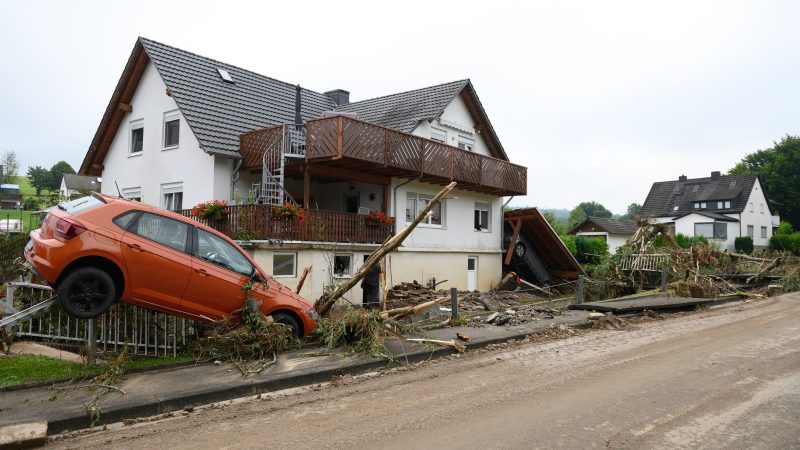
[
  {"xmin": 324, "ymin": 89, "xmax": 350, "ymax": 106},
  {"xmin": 678, "ymin": 175, "xmax": 687, "ymax": 182},
  {"xmin": 711, "ymin": 171, "xmax": 721, "ymax": 179}
]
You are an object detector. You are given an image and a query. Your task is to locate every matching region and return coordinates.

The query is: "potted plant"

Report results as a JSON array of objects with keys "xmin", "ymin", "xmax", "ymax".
[
  {"xmin": 191, "ymin": 200, "xmax": 228, "ymax": 221},
  {"xmin": 272, "ymin": 201, "xmax": 305, "ymax": 222},
  {"xmin": 364, "ymin": 211, "xmax": 395, "ymax": 226}
]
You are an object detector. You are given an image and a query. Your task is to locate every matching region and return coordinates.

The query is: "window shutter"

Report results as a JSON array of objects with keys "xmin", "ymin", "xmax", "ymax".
[{"xmin": 714, "ymin": 222, "xmax": 727, "ymax": 240}]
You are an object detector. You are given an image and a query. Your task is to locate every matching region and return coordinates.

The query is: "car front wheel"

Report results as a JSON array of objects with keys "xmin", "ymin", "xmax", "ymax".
[
  {"xmin": 271, "ymin": 312, "xmax": 301, "ymax": 337},
  {"xmin": 58, "ymin": 267, "xmax": 117, "ymax": 319}
]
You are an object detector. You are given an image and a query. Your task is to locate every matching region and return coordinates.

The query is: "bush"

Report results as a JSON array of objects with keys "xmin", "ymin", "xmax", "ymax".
[
  {"xmin": 21, "ymin": 197, "xmax": 38, "ymax": 210},
  {"xmin": 771, "ymin": 233, "xmax": 800, "ymax": 255},
  {"xmin": 560, "ymin": 234, "xmax": 577, "ymax": 257},
  {"xmin": 575, "ymin": 235, "xmax": 609, "ymax": 264},
  {"xmin": 776, "ymin": 221, "xmax": 794, "ymax": 236},
  {"xmin": 781, "ymin": 270, "xmax": 800, "ymax": 293},
  {"xmin": 734, "ymin": 236, "xmax": 754, "ymax": 254},
  {"xmin": 675, "ymin": 233, "xmax": 708, "ymax": 249}
]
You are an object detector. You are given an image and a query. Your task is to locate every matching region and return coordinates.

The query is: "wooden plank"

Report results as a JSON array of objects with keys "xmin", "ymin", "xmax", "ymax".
[{"xmin": 504, "ymin": 219, "xmax": 522, "ymax": 265}]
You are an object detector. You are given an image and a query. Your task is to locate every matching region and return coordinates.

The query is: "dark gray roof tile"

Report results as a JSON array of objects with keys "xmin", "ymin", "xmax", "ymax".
[{"xmin": 640, "ymin": 173, "xmax": 759, "ymax": 218}]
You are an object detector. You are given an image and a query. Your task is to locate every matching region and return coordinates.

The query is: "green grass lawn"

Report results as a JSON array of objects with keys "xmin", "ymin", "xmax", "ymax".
[
  {"xmin": 15, "ymin": 176, "xmax": 36, "ymax": 196},
  {"xmin": 0, "ymin": 209, "xmax": 41, "ymax": 232},
  {"xmin": 0, "ymin": 354, "xmax": 195, "ymax": 387}
]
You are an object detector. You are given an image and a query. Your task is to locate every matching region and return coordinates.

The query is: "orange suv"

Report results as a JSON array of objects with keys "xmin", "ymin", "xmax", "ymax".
[{"xmin": 24, "ymin": 193, "xmax": 317, "ymax": 336}]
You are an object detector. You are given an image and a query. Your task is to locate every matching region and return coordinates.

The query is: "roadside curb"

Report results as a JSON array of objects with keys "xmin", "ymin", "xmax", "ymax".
[{"xmin": 44, "ymin": 317, "xmax": 590, "ymax": 435}]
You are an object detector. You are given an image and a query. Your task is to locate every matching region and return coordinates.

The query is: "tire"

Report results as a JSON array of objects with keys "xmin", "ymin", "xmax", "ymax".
[
  {"xmin": 271, "ymin": 312, "xmax": 301, "ymax": 337},
  {"xmin": 514, "ymin": 242, "xmax": 526, "ymax": 259},
  {"xmin": 57, "ymin": 267, "xmax": 117, "ymax": 319}
]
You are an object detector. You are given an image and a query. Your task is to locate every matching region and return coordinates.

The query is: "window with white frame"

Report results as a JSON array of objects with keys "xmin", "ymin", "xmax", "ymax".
[
  {"xmin": 130, "ymin": 119, "xmax": 144, "ymax": 155},
  {"xmin": 161, "ymin": 182, "xmax": 183, "ymax": 211},
  {"xmin": 694, "ymin": 202, "xmax": 706, "ymax": 209},
  {"xmin": 724, "ymin": 200, "xmax": 731, "ymax": 209},
  {"xmin": 122, "ymin": 187, "xmax": 142, "ymax": 202},
  {"xmin": 747, "ymin": 225, "xmax": 754, "ymax": 237},
  {"xmin": 333, "ymin": 254, "xmax": 352, "ymax": 278},
  {"xmin": 457, "ymin": 141, "xmax": 474, "ymax": 152},
  {"xmin": 272, "ymin": 252, "xmax": 296, "ymax": 277},
  {"xmin": 474, "ymin": 202, "xmax": 490, "ymax": 231},
  {"xmin": 761, "ymin": 226, "xmax": 767, "ymax": 239},
  {"xmin": 760, "ymin": 203, "xmax": 764, "ymax": 214},
  {"xmin": 695, "ymin": 222, "xmax": 726, "ymax": 240},
  {"xmin": 749, "ymin": 202, "xmax": 754, "ymax": 212},
  {"xmin": 430, "ymin": 130, "xmax": 446, "ymax": 143},
  {"xmin": 717, "ymin": 201, "xmax": 723, "ymax": 209},
  {"xmin": 406, "ymin": 192, "xmax": 443, "ymax": 226},
  {"xmin": 163, "ymin": 111, "xmax": 180, "ymax": 149}
]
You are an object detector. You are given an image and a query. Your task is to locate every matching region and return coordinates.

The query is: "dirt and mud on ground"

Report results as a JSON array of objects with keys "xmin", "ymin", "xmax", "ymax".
[{"xmin": 48, "ymin": 294, "xmax": 800, "ymax": 449}]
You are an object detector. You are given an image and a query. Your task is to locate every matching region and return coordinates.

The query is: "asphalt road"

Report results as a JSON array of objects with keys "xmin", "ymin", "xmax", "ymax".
[{"xmin": 50, "ymin": 294, "xmax": 800, "ymax": 449}]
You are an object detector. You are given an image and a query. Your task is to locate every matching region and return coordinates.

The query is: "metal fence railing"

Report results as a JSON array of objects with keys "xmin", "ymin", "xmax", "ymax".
[{"xmin": 3, "ymin": 282, "xmax": 198, "ymax": 358}]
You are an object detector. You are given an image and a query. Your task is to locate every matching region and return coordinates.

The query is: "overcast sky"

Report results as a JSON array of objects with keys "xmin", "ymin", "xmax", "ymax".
[{"xmin": 2, "ymin": 0, "xmax": 799, "ymax": 214}]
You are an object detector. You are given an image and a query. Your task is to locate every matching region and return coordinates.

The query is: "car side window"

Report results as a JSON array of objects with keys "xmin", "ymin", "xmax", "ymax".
[
  {"xmin": 112, "ymin": 211, "xmax": 139, "ymax": 231},
  {"xmin": 133, "ymin": 213, "xmax": 189, "ymax": 252},
  {"xmin": 195, "ymin": 228, "xmax": 253, "ymax": 276}
]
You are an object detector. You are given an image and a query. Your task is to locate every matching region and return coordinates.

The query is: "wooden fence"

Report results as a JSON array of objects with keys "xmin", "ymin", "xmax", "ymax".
[{"xmin": 179, "ymin": 205, "xmax": 394, "ymax": 244}]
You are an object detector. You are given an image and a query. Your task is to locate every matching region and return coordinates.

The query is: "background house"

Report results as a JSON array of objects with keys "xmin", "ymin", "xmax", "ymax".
[
  {"xmin": 568, "ymin": 217, "xmax": 637, "ymax": 254},
  {"xmin": 59, "ymin": 174, "xmax": 101, "ymax": 200},
  {"xmin": 78, "ymin": 38, "xmax": 528, "ymax": 303},
  {"xmin": 639, "ymin": 171, "xmax": 778, "ymax": 251}
]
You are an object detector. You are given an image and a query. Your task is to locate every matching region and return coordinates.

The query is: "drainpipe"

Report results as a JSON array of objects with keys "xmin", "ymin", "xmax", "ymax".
[
  {"xmin": 503, "ymin": 196, "xmax": 514, "ymax": 209},
  {"xmin": 392, "ymin": 174, "xmax": 423, "ymax": 220},
  {"xmin": 230, "ymin": 158, "xmax": 243, "ymax": 203}
]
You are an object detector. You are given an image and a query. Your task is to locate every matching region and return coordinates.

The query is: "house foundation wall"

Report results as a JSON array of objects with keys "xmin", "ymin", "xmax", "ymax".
[{"xmin": 246, "ymin": 245, "xmax": 502, "ymax": 307}]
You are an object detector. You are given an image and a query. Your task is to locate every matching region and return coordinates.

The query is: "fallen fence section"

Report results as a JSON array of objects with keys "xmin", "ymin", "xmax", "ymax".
[{"xmin": 3, "ymin": 282, "xmax": 198, "ymax": 358}]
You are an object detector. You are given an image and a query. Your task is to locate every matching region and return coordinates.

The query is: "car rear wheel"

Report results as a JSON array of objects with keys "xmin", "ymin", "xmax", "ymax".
[
  {"xmin": 514, "ymin": 242, "xmax": 526, "ymax": 259},
  {"xmin": 58, "ymin": 267, "xmax": 117, "ymax": 319},
  {"xmin": 271, "ymin": 312, "xmax": 301, "ymax": 337}
]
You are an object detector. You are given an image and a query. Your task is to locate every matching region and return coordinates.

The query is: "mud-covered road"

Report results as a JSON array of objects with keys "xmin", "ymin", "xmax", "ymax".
[{"xmin": 51, "ymin": 294, "xmax": 800, "ymax": 449}]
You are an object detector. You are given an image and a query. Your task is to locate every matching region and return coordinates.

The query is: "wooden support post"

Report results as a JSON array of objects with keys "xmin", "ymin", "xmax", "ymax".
[
  {"xmin": 303, "ymin": 164, "xmax": 311, "ymax": 208},
  {"xmin": 504, "ymin": 219, "xmax": 522, "ymax": 265},
  {"xmin": 383, "ymin": 184, "xmax": 390, "ymax": 214},
  {"xmin": 450, "ymin": 287, "xmax": 458, "ymax": 319},
  {"xmin": 380, "ymin": 258, "xmax": 387, "ymax": 311},
  {"xmin": 576, "ymin": 275, "xmax": 585, "ymax": 305},
  {"xmin": 296, "ymin": 266, "xmax": 312, "ymax": 294},
  {"xmin": 660, "ymin": 268, "xmax": 668, "ymax": 292}
]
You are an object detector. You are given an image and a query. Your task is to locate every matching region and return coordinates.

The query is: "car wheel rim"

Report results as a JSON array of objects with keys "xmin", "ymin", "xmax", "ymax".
[{"xmin": 67, "ymin": 277, "xmax": 107, "ymax": 312}]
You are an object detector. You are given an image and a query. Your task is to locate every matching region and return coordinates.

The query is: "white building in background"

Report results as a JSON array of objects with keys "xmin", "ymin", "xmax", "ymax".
[
  {"xmin": 639, "ymin": 171, "xmax": 777, "ymax": 252},
  {"xmin": 78, "ymin": 37, "xmax": 529, "ymax": 303}
]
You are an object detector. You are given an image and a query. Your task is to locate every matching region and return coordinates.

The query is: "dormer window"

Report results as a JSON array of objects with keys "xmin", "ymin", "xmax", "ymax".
[{"xmin": 693, "ymin": 202, "xmax": 706, "ymax": 209}]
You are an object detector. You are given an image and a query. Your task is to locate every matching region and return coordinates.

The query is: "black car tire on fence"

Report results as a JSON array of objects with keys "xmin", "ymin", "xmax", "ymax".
[{"xmin": 57, "ymin": 267, "xmax": 117, "ymax": 319}]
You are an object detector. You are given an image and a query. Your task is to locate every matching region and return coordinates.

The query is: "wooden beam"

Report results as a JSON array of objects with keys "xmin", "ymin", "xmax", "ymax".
[
  {"xmin": 336, "ymin": 115, "xmax": 343, "ymax": 159},
  {"xmin": 504, "ymin": 219, "xmax": 522, "ymax": 265},
  {"xmin": 303, "ymin": 163, "xmax": 310, "ymax": 208},
  {"xmin": 118, "ymin": 103, "xmax": 132, "ymax": 113},
  {"xmin": 308, "ymin": 164, "xmax": 390, "ymax": 186},
  {"xmin": 550, "ymin": 270, "xmax": 579, "ymax": 279}
]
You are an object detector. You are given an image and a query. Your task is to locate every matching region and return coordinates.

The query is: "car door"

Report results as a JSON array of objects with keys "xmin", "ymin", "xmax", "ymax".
[
  {"xmin": 182, "ymin": 227, "xmax": 254, "ymax": 320},
  {"xmin": 119, "ymin": 212, "xmax": 192, "ymax": 313}
]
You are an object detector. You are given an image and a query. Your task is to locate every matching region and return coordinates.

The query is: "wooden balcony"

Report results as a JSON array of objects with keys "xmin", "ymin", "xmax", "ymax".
[
  {"xmin": 179, "ymin": 205, "xmax": 394, "ymax": 245},
  {"xmin": 240, "ymin": 117, "xmax": 528, "ymax": 196}
]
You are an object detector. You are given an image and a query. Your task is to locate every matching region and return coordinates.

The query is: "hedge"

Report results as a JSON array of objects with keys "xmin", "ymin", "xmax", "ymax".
[
  {"xmin": 734, "ymin": 236, "xmax": 754, "ymax": 254},
  {"xmin": 771, "ymin": 233, "xmax": 800, "ymax": 255}
]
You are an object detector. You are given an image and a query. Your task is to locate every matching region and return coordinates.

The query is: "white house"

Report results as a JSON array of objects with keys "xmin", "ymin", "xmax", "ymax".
[
  {"xmin": 639, "ymin": 171, "xmax": 777, "ymax": 252},
  {"xmin": 568, "ymin": 217, "xmax": 637, "ymax": 254},
  {"xmin": 78, "ymin": 38, "xmax": 528, "ymax": 304},
  {"xmin": 59, "ymin": 174, "xmax": 101, "ymax": 200}
]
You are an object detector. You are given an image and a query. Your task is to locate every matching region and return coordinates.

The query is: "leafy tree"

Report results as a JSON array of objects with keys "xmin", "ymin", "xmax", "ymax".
[
  {"xmin": 730, "ymin": 135, "xmax": 800, "ymax": 228},
  {"xmin": 46, "ymin": 161, "xmax": 76, "ymax": 192},
  {"xmin": 26, "ymin": 165, "xmax": 49, "ymax": 195},
  {"xmin": 567, "ymin": 201, "xmax": 613, "ymax": 227},
  {"xmin": 543, "ymin": 210, "xmax": 567, "ymax": 235},
  {"xmin": 776, "ymin": 221, "xmax": 794, "ymax": 236},
  {"xmin": 621, "ymin": 203, "xmax": 642, "ymax": 220},
  {"xmin": 1, "ymin": 150, "xmax": 19, "ymax": 182}
]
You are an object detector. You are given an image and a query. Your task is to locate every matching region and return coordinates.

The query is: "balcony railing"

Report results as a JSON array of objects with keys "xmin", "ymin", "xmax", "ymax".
[
  {"xmin": 239, "ymin": 116, "xmax": 528, "ymax": 196},
  {"xmin": 178, "ymin": 205, "xmax": 394, "ymax": 245},
  {"xmin": 305, "ymin": 116, "xmax": 527, "ymax": 195}
]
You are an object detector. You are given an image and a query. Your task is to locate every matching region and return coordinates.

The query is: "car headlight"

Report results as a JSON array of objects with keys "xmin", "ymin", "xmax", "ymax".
[{"xmin": 308, "ymin": 309, "xmax": 319, "ymax": 321}]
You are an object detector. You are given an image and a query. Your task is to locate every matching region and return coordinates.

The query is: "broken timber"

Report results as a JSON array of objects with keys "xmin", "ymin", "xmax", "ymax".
[{"xmin": 314, "ymin": 182, "xmax": 457, "ymax": 317}]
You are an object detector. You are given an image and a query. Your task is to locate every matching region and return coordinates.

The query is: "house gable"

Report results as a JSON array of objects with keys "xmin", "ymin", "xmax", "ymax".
[{"xmin": 639, "ymin": 172, "xmax": 760, "ymax": 218}]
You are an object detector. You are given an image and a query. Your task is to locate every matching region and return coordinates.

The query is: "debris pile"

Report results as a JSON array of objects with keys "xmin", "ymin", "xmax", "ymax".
[{"xmin": 470, "ymin": 305, "xmax": 561, "ymax": 327}]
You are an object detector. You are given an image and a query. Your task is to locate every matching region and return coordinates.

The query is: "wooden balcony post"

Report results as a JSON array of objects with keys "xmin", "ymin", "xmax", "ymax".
[
  {"xmin": 303, "ymin": 163, "xmax": 311, "ymax": 208},
  {"xmin": 419, "ymin": 138, "xmax": 425, "ymax": 176}
]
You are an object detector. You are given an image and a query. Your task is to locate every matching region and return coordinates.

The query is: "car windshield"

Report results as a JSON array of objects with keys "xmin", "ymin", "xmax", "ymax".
[{"xmin": 57, "ymin": 195, "xmax": 104, "ymax": 215}]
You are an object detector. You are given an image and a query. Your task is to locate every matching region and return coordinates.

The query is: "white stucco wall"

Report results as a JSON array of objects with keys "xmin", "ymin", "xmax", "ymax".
[
  {"xmin": 738, "ymin": 178, "xmax": 773, "ymax": 248},
  {"xmin": 411, "ymin": 94, "xmax": 492, "ymax": 157},
  {"xmin": 389, "ymin": 180, "xmax": 502, "ymax": 252},
  {"xmin": 100, "ymin": 61, "xmax": 220, "ymax": 209},
  {"xmin": 575, "ymin": 231, "xmax": 630, "ymax": 254},
  {"xmin": 249, "ymin": 245, "xmax": 501, "ymax": 305}
]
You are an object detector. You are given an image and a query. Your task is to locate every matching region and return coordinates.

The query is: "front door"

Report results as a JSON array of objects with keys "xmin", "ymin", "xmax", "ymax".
[
  {"xmin": 182, "ymin": 228, "xmax": 255, "ymax": 320},
  {"xmin": 467, "ymin": 256, "xmax": 478, "ymax": 291},
  {"xmin": 119, "ymin": 212, "xmax": 192, "ymax": 313}
]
